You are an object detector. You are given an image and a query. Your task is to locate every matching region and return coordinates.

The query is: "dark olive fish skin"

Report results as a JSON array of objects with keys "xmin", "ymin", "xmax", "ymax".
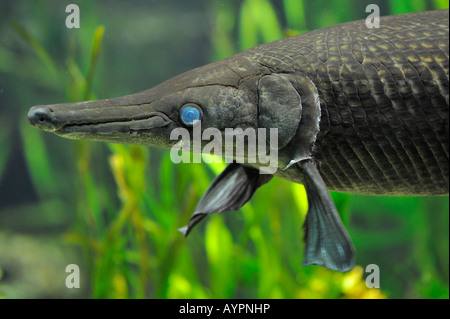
[
  {"xmin": 244, "ymin": 9, "xmax": 448, "ymax": 195},
  {"xmin": 28, "ymin": 10, "xmax": 449, "ymax": 272}
]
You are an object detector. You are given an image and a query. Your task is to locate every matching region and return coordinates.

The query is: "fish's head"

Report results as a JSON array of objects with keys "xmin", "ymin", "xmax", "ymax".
[{"xmin": 27, "ymin": 58, "xmax": 261, "ymax": 150}]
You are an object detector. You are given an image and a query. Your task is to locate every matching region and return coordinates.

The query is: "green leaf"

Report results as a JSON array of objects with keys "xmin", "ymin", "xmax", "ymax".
[
  {"xmin": 432, "ymin": 0, "xmax": 450, "ymax": 9},
  {"xmin": 0, "ymin": 120, "xmax": 12, "ymax": 181},
  {"xmin": 205, "ymin": 215, "xmax": 236, "ymax": 298},
  {"xmin": 20, "ymin": 117, "xmax": 57, "ymax": 198},
  {"xmin": 239, "ymin": 0, "xmax": 283, "ymax": 50},
  {"xmin": 84, "ymin": 26, "xmax": 105, "ymax": 100},
  {"xmin": 283, "ymin": 0, "xmax": 307, "ymax": 31},
  {"xmin": 10, "ymin": 19, "xmax": 59, "ymax": 79},
  {"xmin": 389, "ymin": 0, "xmax": 426, "ymax": 14}
]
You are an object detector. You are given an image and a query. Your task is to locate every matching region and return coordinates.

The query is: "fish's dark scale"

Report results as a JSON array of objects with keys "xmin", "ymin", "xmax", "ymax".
[{"xmin": 249, "ymin": 10, "xmax": 449, "ymax": 195}]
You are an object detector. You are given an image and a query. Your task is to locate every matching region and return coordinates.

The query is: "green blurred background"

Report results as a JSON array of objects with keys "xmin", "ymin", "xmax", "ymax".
[{"xmin": 0, "ymin": 0, "xmax": 448, "ymax": 299}]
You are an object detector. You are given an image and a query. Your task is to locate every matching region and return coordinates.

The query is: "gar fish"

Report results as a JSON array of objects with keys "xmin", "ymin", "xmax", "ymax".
[{"xmin": 28, "ymin": 10, "xmax": 449, "ymax": 272}]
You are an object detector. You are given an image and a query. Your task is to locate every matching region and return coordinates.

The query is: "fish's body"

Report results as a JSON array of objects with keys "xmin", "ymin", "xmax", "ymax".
[
  {"xmin": 28, "ymin": 10, "xmax": 449, "ymax": 272},
  {"xmin": 236, "ymin": 9, "xmax": 449, "ymax": 195}
]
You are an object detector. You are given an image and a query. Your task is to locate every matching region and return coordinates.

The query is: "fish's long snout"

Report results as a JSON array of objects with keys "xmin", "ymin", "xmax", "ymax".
[
  {"xmin": 27, "ymin": 95, "xmax": 175, "ymax": 147},
  {"xmin": 28, "ymin": 105, "xmax": 60, "ymax": 132}
]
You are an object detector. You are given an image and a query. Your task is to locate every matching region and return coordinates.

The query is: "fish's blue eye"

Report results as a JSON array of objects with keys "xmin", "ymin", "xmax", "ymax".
[{"xmin": 180, "ymin": 104, "xmax": 202, "ymax": 126}]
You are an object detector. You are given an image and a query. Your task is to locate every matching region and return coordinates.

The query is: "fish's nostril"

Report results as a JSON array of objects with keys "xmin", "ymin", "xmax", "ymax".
[
  {"xmin": 27, "ymin": 106, "xmax": 59, "ymax": 131},
  {"xmin": 33, "ymin": 110, "xmax": 50, "ymax": 123}
]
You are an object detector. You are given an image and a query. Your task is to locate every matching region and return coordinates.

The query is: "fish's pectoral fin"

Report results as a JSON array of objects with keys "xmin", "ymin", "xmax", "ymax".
[
  {"xmin": 179, "ymin": 163, "xmax": 273, "ymax": 237},
  {"xmin": 299, "ymin": 160, "xmax": 355, "ymax": 272}
]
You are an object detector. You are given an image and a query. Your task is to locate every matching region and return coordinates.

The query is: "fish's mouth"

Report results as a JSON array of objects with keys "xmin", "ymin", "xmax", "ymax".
[
  {"xmin": 57, "ymin": 113, "xmax": 172, "ymax": 136},
  {"xmin": 28, "ymin": 101, "xmax": 173, "ymax": 138}
]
